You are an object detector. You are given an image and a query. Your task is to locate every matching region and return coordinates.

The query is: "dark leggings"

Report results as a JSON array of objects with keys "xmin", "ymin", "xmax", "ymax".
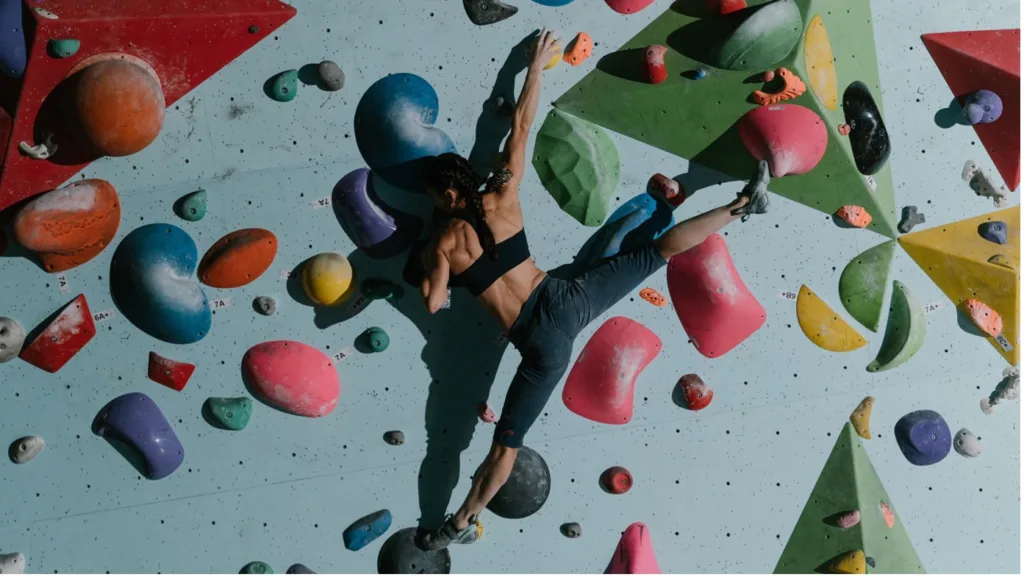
[{"xmin": 494, "ymin": 244, "xmax": 667, "ymax": 448}]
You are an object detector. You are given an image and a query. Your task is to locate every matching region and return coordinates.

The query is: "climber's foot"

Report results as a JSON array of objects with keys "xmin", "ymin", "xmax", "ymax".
[{"xmin": 419, "ymin": 515, "xmax": 483, "ymax": 551}]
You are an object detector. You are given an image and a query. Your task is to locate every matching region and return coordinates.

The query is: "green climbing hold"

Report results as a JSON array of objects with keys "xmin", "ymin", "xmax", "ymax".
[
  {"xmin": 205, "ymin": 397, "xmax": 253, "ymax": 431},
  {"xmin": 362, "ymin": 278, "xmax": 404, "ymax": 301},
  {"xmin": 241, "ymin": 561, "xmax": 274, "ymax": 574},
  {"xmin": 533, "ymin": 108, "xmax": 620, "ymax": 227},
  {"xmin": 47, "ymin": 39, "xmax": 80, "ymax": 58},
  {"xmin": 712, "ymin": 0, "xmax": 802, "ymax": 71},
  {"xmin": 838, "ymin": 241, "xmax": 895, "ymax": 333},
  {"xmin": 362, "ymin": 327, "xmax": 390, "ymax": 353},
  {"xmin": 176, "ymin": 188, "xmax": 207, "ymax": 222},
  {"xmin": 866, "ymin": 281, "xmax": 926, "ymax": 373},
  {"xmin": 270, "ymin": 69, "xmax": 299, "ymax": 103}
]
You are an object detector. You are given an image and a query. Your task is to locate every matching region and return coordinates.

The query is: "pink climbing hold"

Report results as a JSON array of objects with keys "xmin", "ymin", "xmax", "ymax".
[
  {"xmin": 835, "ymin": 510, "xmax": 861, "ymax": 529},
  {"xmin": 478, "ymin": 402, "xmax": 497, "ymax": 423},
  {"xmin": 147, "ymin": 352, "xmax": 195, "ymax": 392},
  {"xmin": 678, "ymin": 374, "xmax": 713, "ymax": 410},
  {"xmin": 838, "ymin": 123, "xmax": 852, "ymax": 136},
  {"xmin": 667, "ymin": 234, "xmax": 766, "ymax": 358},
  {"xmin": 605, "ymin": 0, "xmax": 655, "ymax": 14},
  {"xmin": 606, "ymin": 522, "xmax": 661, "ymax": 574},
  {"xmin": 242, "ymin": 341, "xmax": 340, "ymax": 418},
  {"xmin": 763, "ymin": 69, "xmax": 776, "ymax": 82},
  {"xmin": 645, "ymin": 45, "xmax": 668, "ymax": 85},
  {"xmin": 738, "ymin": 104, "xmax": 828, "ymax": 177},
  {"xmin": 562, "ymin": 317, "xmax": 662, "ymax": 425},
  {"xmin": 708, "ymin": 0, "xmax": 748, "ymax": 14}
]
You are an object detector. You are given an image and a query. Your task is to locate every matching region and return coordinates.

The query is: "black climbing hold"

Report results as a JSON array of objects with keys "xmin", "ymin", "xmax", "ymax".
[
  {"xmin": 248, "ymin": 25, "xmax": 260, "ymax": 33},
  {"xmin": 486, "ymin": 446, "xmax": 551, "ymax": 519},
  {"xmin": 254, "ymin": 296, "xmax": 277, "ymax": 316},
  {"xmin": 560, "ymin": 522, "xmax": 582, "ymax": 538},
  {"xmin": 978, "ymin": 221, "xmax": 1007, "ymax": 244},
  {"xmin": 463, "ymin": 0, "xmax": 518, "ymax": 26},
  {"xmin": 842, "ymin": 81, "xmax": 891, "ymax": 176},
  {"xmin": 384, "ymin": 430, "xmax": 405, "ymax": 445},
  {"xmin": 363, "ymin": 278, "xmax": 405, "ymax": 301},
  {"xmin": 377, "ymin": 527, "xmax": 451, "ymax": 574},
  {"xmin": 286, "ymin": 564, "xmax": 315, "ymax": 574},
  {"xmin": 317, "ymin": 60, "xmax": 344, "ymax": 92},
  {"xmin": 898, "ymin": 205, "xmax": 925, "ymax": 234}
]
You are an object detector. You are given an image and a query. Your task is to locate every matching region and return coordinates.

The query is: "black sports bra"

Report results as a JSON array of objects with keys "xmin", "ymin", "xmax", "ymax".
[{"xmin": 449, "ymin": 213, "xmax": 531, "ymax": 297}]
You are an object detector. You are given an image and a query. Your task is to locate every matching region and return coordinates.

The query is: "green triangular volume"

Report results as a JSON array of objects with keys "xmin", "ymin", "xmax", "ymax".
[{"xmin": 838, "ymin": 241, "xmax": 896, "ymax": 332}]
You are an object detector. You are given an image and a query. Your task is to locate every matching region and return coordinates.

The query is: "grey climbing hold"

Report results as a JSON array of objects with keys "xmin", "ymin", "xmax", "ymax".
[
  {"xmin": 962, "ymin": 160, "xmax": 1009, "ymax": 207},
  {"xmin": 9, "ymin": 436, "xmax": 44, "ymax": 464},
  {"xmin": 0, "ymin": 552, "xmax": 25, "ymax": 574},
  {"xmin": 733, "ymin": 160, "xmax": 770, "ymax": 221},
  {"xmin": 254, "ymin": 296, "xmax": 277, "ymax": 316},
  {"xmin": 953, "ymin": 428, "xmax": 982, "ymax": 457},
  {"xmin": 0, "ymin": 317, "xmax": 26, "ymax": 363},
  {"xmin": 898, "ymin": 206, "xmax": 925, "ymax": 233},
  {"xmin": 176, "ymin": 188, "xmax": 207, "ymax": 221},
  {"xmin": 865, "ymin": 557, "xmax": 876, "ymax": 569},
  {"xmin": 270, "ymin": 69, "xmax": 298, "ymax": 103},
  {"xmin": 47, "ymin": 38, "xmax": 79, "ymax": 58},
  {"xmin": 982, "ymin": 366, "xmax": 1019, "ymax": 415},
  {"xmin": 317, "ymin": 60, "xmax": 344, "ymax": 92},
  {"xmin": 463, "ymin": 0, "xmax": 518, "ymax": 25},
  {"xmin": 383, "ymin": 430, "xmax": 404, "ymax": 445},
  {"xmin": 560, "ymin": 522, "xmax": 582, "ymax": 538},
  {"xmin": 286, "ymin": 564, "xmax": 315, "ymax": 574},
  {"xmin": 241, "ymin": 561, "xmax": 274, "ymax": 574},
  {"xmin": 491, "ymin": 95, "xmax": 514, "ymax": 117},
  {"xmin": 978, "ymin": 221, "xmax": 1007, "ymax": 244}
]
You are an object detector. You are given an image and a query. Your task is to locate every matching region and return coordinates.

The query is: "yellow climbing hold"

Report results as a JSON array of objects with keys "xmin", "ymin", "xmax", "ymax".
[
  {"xmin": 302, "ymin": 252, "xmax": 356, "ymax": 306},
  {"xmin": 988, "ymin": 254, "xmax": 1017, "ymax": 271},
  {"xmin": 825, "ymin": 550, "xmax": 867, "ymax": 574},
  {"xmin": 850, "ymin": 396, "xmax": 874, "ymax": 439},
  {"xmin": 803, "ymin": 14, "xmax": 838, "ymax": 110},
  {"xmin": 796, "ymin": 285, "xmax": 867, "ymax": 352},
  {"xmin": 545, "ymin": 43, "xmax": 562, "ymax": 70}
]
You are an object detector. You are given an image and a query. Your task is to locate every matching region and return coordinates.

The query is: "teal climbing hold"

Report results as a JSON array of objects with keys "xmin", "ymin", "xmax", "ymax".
[
  {"xmin": 270, "ymin": 69, "xmax": 299, "ymax": 103},
  {"xmin": 362, "ymin": 327, "xmax": 390, "ymax": 353},
  {"xmin": 176, "ymin": 188, "xmax": 207, "ymax": 222},
  {"xmin": 47, "ymin": 39, "xmax": 80, "ymax": 58},
  {"xmin": 362, "ymin": 278, "xmax": 404, "ymax": 301},
  {"xmin": 205, "ymin": 397, "xmax": 253, "ymax": 431},
  {"xmin": 241, "ymin": 561, "xmax": 274, "ymax": 574}
]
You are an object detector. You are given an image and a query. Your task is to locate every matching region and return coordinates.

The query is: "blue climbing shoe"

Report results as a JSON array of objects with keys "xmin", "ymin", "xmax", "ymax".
[{"xmin": 419, "ymin": 515, "xmax": 483, "ymax": 551}]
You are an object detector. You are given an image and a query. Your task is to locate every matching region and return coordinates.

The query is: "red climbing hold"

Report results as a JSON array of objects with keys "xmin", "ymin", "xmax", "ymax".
[
  {"xmin": 678, "ymin": 374, "xmax": 713, "ymax": 410},
  {"xmin": 644, "ymin": 45, "xmax": 668, "ymax": 85},
  {"xmin": 477, "ymin": 402, "xmax": 497, "ymax": 423},
  {"xmin": 738, "ymin": 104, "xmax": 828, "ymax": 177},
  {"xmin": 562, "ymin": 317, "xmax": 662, "ymax": 425},
  {"xmin": 605, "ymin": 0, "xmax": 655, "ymax": 14},
  {"xmin": 147, "ymin": 352, "xmax": 196, "ymax": 392},
  {"xmin": 606, "ymin": 522, "xmax": 661, "ymax": 574},
  {"xmin": 708, "ymin": 0, "xmax": 748, "ymax": 15},
  {"xmin": 600, "ymin": 466, "xmax": 633, "ymax": 494},
  {"xmin": 19, "ymin": 294, "xmax": 96, "ymax": 373},
  {"xmin": 646, "ymin": 173, "xmax": 685, "ymax": 207}
]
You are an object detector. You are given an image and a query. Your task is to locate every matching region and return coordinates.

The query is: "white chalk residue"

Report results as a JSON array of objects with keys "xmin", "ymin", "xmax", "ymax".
[
  {"xmin": 607, "ymin": 345, "xmax": 647, "ymax": 409},
  {"xmin": 43, "ymin": 300, "xmax": 87, "ymax": 344},
  {"xmin": 389, "ymin": 98, "xmax": 449, "ymax": 152},
  {"xmin": 703, "ymin": 252, "xmax": 739, "ymax": 304},
  {"xmin": 731, "ymin": 0, "xmax": 798, "ymax": 45},
  {"xmin": 28, "ymin": 182, "xmax": 98, "ymax": 213},
  {"xmin": 148, "ymin": 261, "xmax": 208, "ymax": 312},
  {"xmin": 770, "ymin": 147, "xmax": 800, "ymax": 177}
]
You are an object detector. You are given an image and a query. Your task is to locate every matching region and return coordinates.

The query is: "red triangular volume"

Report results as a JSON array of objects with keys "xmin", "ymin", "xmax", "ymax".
[
  {"xmin": 0, "ymin": 0, "xmax": 297, "ymax": 211},
  {"xmin": 922, "ymin": 29, "xmax": 1021, "ymax": 191},
  {"xmin": 147, "ymin": 351, "xmax": 196, "ymax": 392},
  {"xmin": 20, "ymin": 294, "xmax": 96, "ymax": 373}
]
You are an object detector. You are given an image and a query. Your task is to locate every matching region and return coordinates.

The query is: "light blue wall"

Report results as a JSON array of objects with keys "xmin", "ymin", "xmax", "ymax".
[{"xmin": 0, "ymin": 0, "xmax": 1019, "ymax": 573}]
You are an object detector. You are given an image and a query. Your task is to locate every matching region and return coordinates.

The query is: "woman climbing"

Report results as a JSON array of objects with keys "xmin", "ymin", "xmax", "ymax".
[{"xmin": 417, "ymin": 29, "xmax": 758, "ymax": 550}]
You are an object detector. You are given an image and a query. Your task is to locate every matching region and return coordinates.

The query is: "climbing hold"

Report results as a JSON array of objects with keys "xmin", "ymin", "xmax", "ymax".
[
  {"xmin": 9, "ymin": 436, "xmax": 44, "ymax": 464},
  {"xmin": 763, "ymin": 70, "xmax": 776, "ymax": 82},
  {"xmin": 93, "ymin": 392, "xmax": 184, "ymax": 480},
  {"xmin": 243, "ymin": 341, "xmax": 340, "ymax": 418},
  {"xmin": 953, "ymin": 428, "xmax": 982, "ymax": 458},
  {"xmin": 711, "ymin": 0, "xmax": 801, "ymax": 71},
  {"xmin": 175, "ymin": 189, "xmax": 207, "ymax": 222},
  {"xmin": 477, "ymin": 402, "xmax": 497, "ymax": 423},
  {"xmin": 241, "ymin": 562, "xmax": 274, "ymax": 574},
  {"xmin": 147, "ymin": 352, "xmax": 196, "ymax": 392},
  {"xmin": 708, "ymin": 0, "xmax": 747, "ymax": 14},
  {"xmin": 865, "ymin": 557, "xmax": 876, "ymax": 569},
  {"xmin": 0, "ymin": 552, "xmax": 25, "ymax": 574},
  {"xmin": 0, "ymin": 0, "xmax": 26, "ymax": 78},
  {"xmin": 639, "ymin": 288, "xmax": 667, "ymax": 307},
  {"xmin": 600, "ymin": 466, "xmax": 633, "ymax": 494},
  {"xmin": 962, "ymin": 161, "xmax": 1009, "ymax": 207},
  {"xmin": 837, "ymin": 123, "xmax": 851, "ymax": 136},
  {"xmin": 838, "ymin": 241, "xmax": 895, "ymax": 333},
  {"xmin": 573, "ymin": 191, "xmax": 676, "ymax": 271},
  {"xmin": 962, "ymin": 298, "xmax": 1003, "ymax": 338},
  {"xmin": 962, "ymin": 89, "xmax": 1002, "ymax": 125},
  {"xmin": 13, "ymin": 179, "xmax": 121, "ymax": 273},
  {"xmin": 343, "ymin": 509, "xmax": 392, "ymax": 551},
  {"xmin": 605, "ymin": 522, "xmax": 661, "ymax": 574},
  {"xmin": 198, "ymin": 228, "xmax": 278, "ymax": 289},
  {"xmin": 362, "ymin": 278, "xmax": 405, "ymax": 301},
  {"xmin": 981, "ymin": 366, "xmax": 1019, "ymax": 415},
  {"xmin": 534, "ymin": 108, "xmax": 620, "ymax": 227},
  {"xmin": 898, "ymin": 206, "xmax": 925, "ymax": 233},
  {"xmin": 988, "ymin": 253, "xmax": 1016, "ymax": 271},
  {"xmin": 978, "ymin": 221, "xmax": 1007, "ymax": 244},
  {"xmin": 0, "ymin": 317, "xmax": 26, "ymax": 363},
  {"xmin": 795, "ymin": 286, "xmax": 867, "ymax": 352},
  {"xmin": 286, "ymin": 564, "xmax": 315, "ymax": 574},
  {"xmin": 376, "ymin": 527, "xmax": 451, "ymax": 574},
  {"xmin": 834, "ymin": 510, "xmax": 861, "ymax": 529},
  {"xmin": 738, "ymin": 104, "xmax": 828, "ymax": 177},
  {"xmin": 644, "ymin": 45, "xmax": 668, "ymax": 85},
  {"xmin": 894, "ymin": 409, "xmax": 951, "ymax": 466},
  {"xmin": 491, "ymin": 94, "xmax": 515, "ymax": 117},
  {"xmin": 605, "ymin": 0, "xmax": 655, "ymax": 14},
  {"xmin": 544, "ymin": 43, "xmax": 562, "ymax": 70},
  {"xmin": 254, "ymin": 296, "xmax": 277, "ymax": 316},
  {"xmin": 867, "ymin": 281, "xmax": 926, "ymax": 373},
  {"xmin": 802, "ymin": 14, "xmax": 838, "ymax": 110},
  {"xmin": 302, "ymin": 252, "xmax": 356, "ymax": 306},
  {"xmin": 823, "ymin": 550, "xmax": 866, "ymax": 574},
  {"xmin": 110, "ymin": 223, "xmax": 211, "ymax": 344},
  {"xmin": 667, "ymin": 234, "xmax": 766, "ymax": 358},
  {"xmin": 646, "ymin": 174, "xmax": 685, "ymax": 207},
  {"xmin": 842, "ymin": 81, "xmax": 891, "ymax": 176},
  {"xmin": 316, "ymin": 60, "xmax": 344, "ymax": 91},
  {"xmin": 248, "ymin": 25, "xmax": 260, "ymax": 34},
  {"xmin": 563, "ymin": 317, "xmax": 662, "ymax": 424},
  {"xmin": 751, "ymin": 68, "xmax": 806, "ymax": 106},
  {"xmin": 68, "ymin": 56, "xmax": 166, "ymax": 156},
  {"xmin": 383, "ymin": 430, "xmax": 405, "ymax": 445},
  {"xmin": 19, "ymin": 295, "xmax": 96, "ymax": 373},
  {"xmin": 18, "ymin": 133, "xmax": 58, "ymax": 160},
  {"xmin": 204, "ymin": 397, "xmax": 253, "ymax": 431},
  {"xmin": 463, "ymin": 0, "xmax": 518, "ymax": 25},
  {"xmin": 487, "ymin": 446, "xmax": 551, "ymax": 519},
  {"xmin": 354, "ymin": 73, "xmax": 456, "ymax": 191},
  {"xmin": 333, "ymin": 168, "xmax": 421, "ymax": 259},
  {"xmin": 677, "ymin": 374, "xmax": 713, "ymax": 411},
  {"xmin": 563, "ymin": 32, "xmax": 593, "ymax": 67},
  {"xmin": 561, "ymin": 522, "xmax": 582, "ymax": 538},
  {"xmin": 849, "ymin": 396, "xmax": 874, "ymax": 440},
  {"xmin": 47, "ymin": 38, "xmax": 80, "ymax": 58},
  {"xmin": 835, "ymin": 205, "xmax": 872, "ymax": 228},
  {"xmin": 270, "ymin": 69, "xmax": 299, "ymax": 102},
  {"xmin": 691, "ymin": 68, "xmax": 707, "ymax": 80},
  {"xmin": 361, "ymin": 327, "xmax": 390, "ymax": 353}
]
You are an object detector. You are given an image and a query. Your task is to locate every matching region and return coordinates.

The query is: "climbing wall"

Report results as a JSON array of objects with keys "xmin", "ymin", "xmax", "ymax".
[{"xmin": 0, "ymin": 0, "xmax": 1018, "ymax": 573}]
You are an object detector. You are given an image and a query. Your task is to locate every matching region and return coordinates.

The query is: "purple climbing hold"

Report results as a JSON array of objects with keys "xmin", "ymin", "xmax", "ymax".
[
  {"xmin": 978, "ymin": 221, "xmax": 1007, "ymax": 244},
  {"xmin": 92, "ymin": 392, "xmax": 184, "ymax": 480},
  {"xmin": 894, "ymin": 409, "xmax": 951, "ymax": 466},
  {"xmin": 963, "ymin": 90, "xmax": 1003, "ymax": 125},
  {"xmin": 0, "ymin": 0, "xmax": 27, "ymax": 78},
  {"xmin": 332, "ymin": 168, "xmax": 422, "ymax": 260}
]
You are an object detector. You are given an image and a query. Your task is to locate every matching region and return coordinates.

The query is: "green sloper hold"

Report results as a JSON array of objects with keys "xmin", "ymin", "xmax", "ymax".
[
  {"xmin": 712, "ymin": 0, "xmax": 802, "ymax": 70},
  {"xmin": 206, "ymin": 397, "xmax": 253, "ymax": 431},
  {"xmin": 241, "ymin": 561, "xmax": 274, "ymax": 574},
  {"xmin": 270, "ymin": 69, "xmax": 299, "ymax": 103},
  {"xmin": 775, "ymin": 423, "xmax": 924, "ymax": 574},
  {"xmin": 867, "ymin": 281, "xmax": 926, "ymax": 373},
  {"xmin": 838, "ymin": 241, "xmax": 895, "ymax": 332},
  {"xmin": 553, "ymin": 0, "xmax": 898, "ymax": 238},
  {"xmin": 532, "ymin": 108, "xmax": 620, "ymax": 227},
  {"xmin": 176, "ymin": 188, "xmax": 207, "ymax": 222}
]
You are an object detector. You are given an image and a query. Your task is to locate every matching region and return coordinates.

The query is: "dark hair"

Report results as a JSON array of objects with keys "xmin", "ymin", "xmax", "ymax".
[{"xmin": 424, "ymin": 153, "xmax": 499, "ymax": 259}]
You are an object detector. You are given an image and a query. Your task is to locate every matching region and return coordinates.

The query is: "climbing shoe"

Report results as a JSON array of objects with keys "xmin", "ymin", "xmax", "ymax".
[
  {"xmin": 419, "ymin": 515, "xmax": 483, "ymax": 551},
  {"xmin": 732, "ymin": 159, "xmax": 771, "ymax": 222}
]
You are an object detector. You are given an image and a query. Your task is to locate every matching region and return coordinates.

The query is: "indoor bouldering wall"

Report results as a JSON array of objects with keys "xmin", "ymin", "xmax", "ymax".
[{"xmin": 0, "ymin": 0, "xmax": 1019, "ymax": 573}]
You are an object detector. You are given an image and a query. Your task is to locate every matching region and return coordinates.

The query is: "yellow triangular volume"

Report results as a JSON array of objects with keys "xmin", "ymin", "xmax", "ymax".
[
  {"xmin": 899, "ymin": 206, "xmax": 1020, "ymax": 365},
  {"xmin": 796, "ymin": 285, "xmax": 868, "ymax": 352}
]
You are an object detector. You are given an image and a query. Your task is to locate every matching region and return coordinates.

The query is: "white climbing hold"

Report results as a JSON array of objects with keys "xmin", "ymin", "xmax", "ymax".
[
  {"xmin": 962, "ymin": 160, "xmax": 1008, "ymax": 207},
  {"xmin": 18, "ymin": 135, "xmax": 57, "ymax": 160},
  {"xmin": 0, "ymin": 317, "xmax": 26, "ymax": 363},
  {"xmin": 0, "ymin": 552, "xmax": 25, "ymax": 574},
  {"xmin": 34, "ymin": 7, "xmax": 57, "ymax": 19},
  {"xmin": 981, "ymin": 366, "xmax": 1019, "ymax": 415},
  {"xmin": 953, "ymin": 428, "xmax": 982, "ymax": 457},
  {"xmin": 9, "ymin": 436, "xmax": 44, "ymax": 464}
]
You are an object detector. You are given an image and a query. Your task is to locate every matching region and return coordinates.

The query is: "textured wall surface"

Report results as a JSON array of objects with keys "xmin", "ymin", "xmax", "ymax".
[{"xmin": 0, "ymin": 0, "xmax": 1019, "ymax": 573}]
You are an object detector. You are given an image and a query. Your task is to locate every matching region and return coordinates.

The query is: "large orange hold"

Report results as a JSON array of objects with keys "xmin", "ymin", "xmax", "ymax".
[
  {"xmin": 198, "ymin": 228, "xmax": 278, "ymax": 288},
  {"xmin": 67, "ymin": 55, "xmax": 165, "ymax": 156},
  {"xmin": 13, "ymin": 179, "xmax": 120, "ymax": 273}
]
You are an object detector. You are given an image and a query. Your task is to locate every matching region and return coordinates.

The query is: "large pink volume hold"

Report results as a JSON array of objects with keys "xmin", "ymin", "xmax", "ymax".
[
  {"xmin": 667, "ymin": 234, "xmax": 765, "ymax": 358},
  {"xmin": 242, "ymin": 341, "xmax": 340, "ymax": 417},
  {"xmin": 738, "ymin": 104, "xmax": 828, "ymax": 176},
  {"xmin": 606, "ymin": 522, "xmax": 661, "ymax": 574},
  {"xmin": 562, "ymin": 317, "xmax": 662, "ymax": 425},
  {"xmin": 605, "ymin": 0, "xmax": 656, "ymax": 14}
]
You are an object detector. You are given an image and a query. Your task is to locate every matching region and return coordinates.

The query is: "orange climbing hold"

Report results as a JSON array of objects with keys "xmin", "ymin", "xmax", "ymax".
[
  {"xmin": 963, "ymin": 298, "xmax": 1003, "ymax": 338},
  {"xmin": 836, "ymin": 205, "xmax": 872, "ymax": 228},
  {"xmin": 563, "ymin": 32, "xmax": 593, "ymax": 67},
  {"xmin": 639, "ymin": 288, "xmax": 667, "ymax": 307},
  {"xmin": 198, "ymin": 228, "xmax": 278, "ymax": 289},
  {"xmin": 708, "ymin": 0, "xmax": 747, "ymax": 14},
  {"xmin": 752, "ymin": 67, "xmax": 806, "ymax": 106},
  {"xmin": 879, "ymin": 501, "xmax": 895, "ymax": 528}
]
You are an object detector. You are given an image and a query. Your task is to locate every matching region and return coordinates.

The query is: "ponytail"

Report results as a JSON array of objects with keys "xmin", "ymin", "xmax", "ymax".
[{"xmin": 425, "ymin": 153, "xmax": 505, "ymax": 260}]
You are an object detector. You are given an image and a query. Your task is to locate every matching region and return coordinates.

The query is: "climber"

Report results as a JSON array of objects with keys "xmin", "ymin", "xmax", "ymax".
[{"xmin": 416, "ymin": 28, "xmax": 758, "ymax": 550}]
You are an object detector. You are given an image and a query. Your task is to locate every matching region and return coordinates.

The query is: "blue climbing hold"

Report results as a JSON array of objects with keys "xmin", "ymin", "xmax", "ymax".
[
  {"xmin": 894, "ymin": 409, "xmax": 951, "ymax": 466},
  {"xmin": 532, "ymin": 0, "xmax": 576, "ymax": 5},
  {"xmin": 574, "ymin": 192, "xmax": 675, "ymax": 271},
  {"xmin": 354, "ymin": 73, "xmax": 457, "ymax": 191},
  {"xmin": 343, "ymin": 509, "xmax": 392, "ymax": 551},
  {"xmin": 332, "ymin": 168, "xmax": 421, "ymax": 259},
  {"xmin": 0, "ymin": 0, "xmax": 27, "ymax": 78},
  {"xmin": 110, "ymin": 224, "xmax": 212, "ymax": 344},
  {"xmin": 978, "ymin": 221, "xmax": 1007, "ymax": 244},
  {"xmin": 92, "ymin": 392, "xmax": 184, "ymax": 480}
]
